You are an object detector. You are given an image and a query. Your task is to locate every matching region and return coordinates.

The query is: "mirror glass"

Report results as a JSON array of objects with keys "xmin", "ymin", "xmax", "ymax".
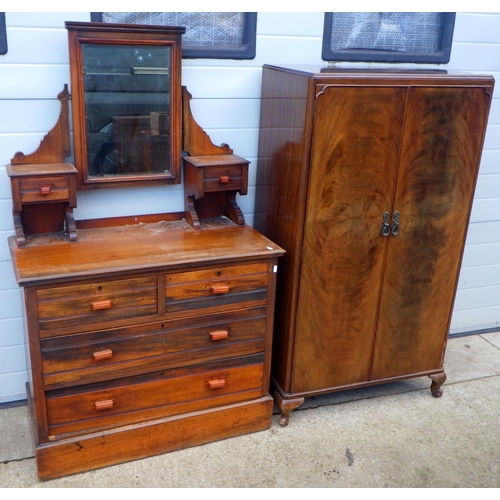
[{"xmin": 82, "ymin": 43, "xmax": 171, "ymax": 178}]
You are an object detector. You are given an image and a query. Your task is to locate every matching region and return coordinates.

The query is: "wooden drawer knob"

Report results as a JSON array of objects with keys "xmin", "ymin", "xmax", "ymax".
[
  {"xmin": 208, "ymin": 379, "xmax": 226, "ymax": 389},
  {"xmin": 40, "ymin": 186, "xmax": 51, "ymax": 195},
  {"xmin": 210, "ymin": 284, "xmax": 229, "ymax": 294},
  {"xmin": 219, "ymin": 175, "xmax": 230, "ymax": 184},
  {"xmin": 210, "ymin": 330, "xmax": 229, "ymax": 341},
  {"xmin": 91, "ymin": 299, "xmax": 112, "ymax": 311},
  {"xmin": 95, "ymin": 399, "xmax": 114, "ymax": 411},
  {"xmin": 92, "ymin": 349, "xmax": 113, "ymax": 361}
]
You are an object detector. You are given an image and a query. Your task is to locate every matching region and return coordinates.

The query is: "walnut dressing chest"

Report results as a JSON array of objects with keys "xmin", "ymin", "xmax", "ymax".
[
  {"xmin": 6, "ymin": 22, "xmax": 284, "ymax": 480},
  {"xmin": 10, "ymin": 219, "xmax": 283, "ymax": 480}
]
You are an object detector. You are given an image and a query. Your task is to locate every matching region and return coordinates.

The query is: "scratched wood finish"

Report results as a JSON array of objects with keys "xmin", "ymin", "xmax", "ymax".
[
  {"xmin": 41, "ymin": 308, "xmax": 267, "ymax": 389},
  {"xmin": 10, "ymin": 219, "xmax": 283, "ymax": 479},
  {"xmin": 45, "ymin": 355, "xmax": 265, "ymax": 436},
  {"xmin": 165, "ymin": 262, "xmax": 269, "ymax": 313},
  {"xmin": 254, "ymin": 65, "xmax": 494, "ymax": 425},
  {"xmin": 36, "ymin": 397, "xmax": 273, "ymax": 481},
  {"xmin": 9, "ymin": 220, "xmax": 283, "ymax": 286},
  {"xmin": 37, "ymin": 276, "xmax": 158, "ymax": 332}
]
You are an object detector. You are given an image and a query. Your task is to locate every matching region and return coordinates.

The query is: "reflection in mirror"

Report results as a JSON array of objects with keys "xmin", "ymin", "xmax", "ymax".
[{"xmin": 83, "ymin": 43, "xmax": 171, "ymax": 178}]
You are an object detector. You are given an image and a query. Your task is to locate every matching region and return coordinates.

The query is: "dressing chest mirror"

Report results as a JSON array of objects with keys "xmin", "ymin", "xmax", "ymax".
[{"xmin": 66, "ymin": 22, "xmax": 185, "ymax": 189}]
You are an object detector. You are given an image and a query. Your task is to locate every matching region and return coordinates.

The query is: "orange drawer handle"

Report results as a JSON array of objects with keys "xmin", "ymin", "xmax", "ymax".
[
  {"xmin": 92, "ymin": 349, "xmax": 113, "ymax": 361},
  {"xmin": 210, "ymin": 330, "xmax": 229, "ymax": 341},
  {"xmin": 40, "ymin": 186, "xmax": 51, "ymax": 195},
  {"xmin": 91, "ymin": 300, "xmax": 112, "ymax": 311},
  {"xmin": 208, "ymin": 379, "xmax": 226, "ymax": 389},
  {"xmin": 95, "ymin": 399, "xmax": 114, "ymax": 411},
  {"xmin": 219, "ymin": 175, "xmax": 230, "ymax": 184},
  {"xmin": 210, "ymin": 284, "xmax": 229, "ymax": 294}
]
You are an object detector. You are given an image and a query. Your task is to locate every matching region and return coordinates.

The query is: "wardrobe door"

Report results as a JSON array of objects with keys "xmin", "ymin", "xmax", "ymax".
[
  {"xmin": 291, "ymin": 85, "xmax": 407, "ymax": 393},
  {"xmin": 371, "ymin": 86, "xmax": 492, "ymax": 379}
]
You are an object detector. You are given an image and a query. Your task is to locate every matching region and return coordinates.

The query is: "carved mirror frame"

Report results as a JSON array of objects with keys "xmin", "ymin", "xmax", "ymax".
[{"xmin": 66, "ymin": 22, "xmax": 185, "ymax": 189}]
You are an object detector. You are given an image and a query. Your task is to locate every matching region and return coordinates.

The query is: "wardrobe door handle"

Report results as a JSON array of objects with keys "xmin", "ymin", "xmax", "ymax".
[
  {"xmin": 391, "ymin": 211, "xmax": 400, "ymax": 236},
  {"xmin": 381, "ymin": 212, "xmax": 390, "ymax": 237}
]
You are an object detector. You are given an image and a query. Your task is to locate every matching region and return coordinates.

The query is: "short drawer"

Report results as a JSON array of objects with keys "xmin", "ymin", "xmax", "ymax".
[
  {"xmin": 204, "ymin": 165, "xmax": 244, "ymax": 192},
  {"xmin": 45, "ymin": 354, "xmax": 265, "ymax": 437},
  {"xmin": 20, "ymin": 175, "xmax": 70, "ymax": 204},
  {"xmin": 41, "ymin": 307, "xmax": 268, "ymax": 388},
  {"xmin": 37, "ymin": 276, "xmax": 158, "ymax": 334},
  {"xmin": 165, "ymin": 263, "xmax": 269, "ymax": 315}
]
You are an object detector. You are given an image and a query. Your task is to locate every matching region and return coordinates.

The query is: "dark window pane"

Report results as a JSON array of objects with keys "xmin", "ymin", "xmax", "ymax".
[
  {"xmin": 322, "ymin": 12, "xmax": 455, "ymax": 63},
  {"xmin": 93, "ymin": 12, "xmax": 257, "ymax": 59},
  {"xmin": 0, "ymin": 13, "xmax": 7, "ymax": 55}
]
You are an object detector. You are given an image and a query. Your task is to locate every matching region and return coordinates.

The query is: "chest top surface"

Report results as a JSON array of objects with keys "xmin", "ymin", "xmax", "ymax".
[{"xmin": 9, "ymin": 218, "xmax": 284, "ymax": 286}]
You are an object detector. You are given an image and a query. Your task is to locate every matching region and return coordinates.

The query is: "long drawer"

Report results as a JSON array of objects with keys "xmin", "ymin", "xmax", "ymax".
[
  {"xmin": 37, "ymin": 276, "xmax": 158, "ymax": 333},
  {"xmin": 41, "ymin": 307, "xmax": 268, "ymax": 389},
  {"xmin": 45, "ymin": 354, "xmax": 265, "ymax": 438},
  {"xmin": 165, "ymin": 262, "xmax": 269, "ymax": 315}
]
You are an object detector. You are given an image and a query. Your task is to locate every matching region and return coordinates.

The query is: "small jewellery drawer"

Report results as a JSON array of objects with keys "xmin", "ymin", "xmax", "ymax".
[
  {"xmin": 165, "ymin": 263, "xmax": 269, "ymax": 315},
  {"xmin": 19, "ymin": 175, "xmax": 70, "ymax": 204},
  {"xmin": 37, "ymin": 276, "xmax": 158, "ymax": 333},
  {"xmin": 204, "ymin": 165, "xmax": 244, "ymax": 192},
  {"xmin": 45, "ymin": 354, "xmax": 265, "ymax": 437},
  {"xmin": 183, "ymin": 154, "xmax": 249, "ymax": 199},
  {"xmin": 41, "ymin": 307, "xmax": 268, "ymax": 389}
]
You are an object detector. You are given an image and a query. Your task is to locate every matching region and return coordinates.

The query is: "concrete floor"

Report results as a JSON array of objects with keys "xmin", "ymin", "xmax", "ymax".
[{"xmin": 1, "ymin": 332, "xmax": 500, "ymax": 488}]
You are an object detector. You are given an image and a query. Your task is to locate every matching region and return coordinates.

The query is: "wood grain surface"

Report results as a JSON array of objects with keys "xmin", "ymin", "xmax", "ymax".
[
  {"xmin": 255, "ymin": 66, "xmax": 493, "ymax": 417},
  {"xmin": 9, "ymin": 219, "xmax": 284, "ymax": 286},
  {"xmin": 371, "ymin": 86, "xmax": 492, "ymax": 378},
  {"xmin": 292, "ymin": 85, "xmax": 406, "ymax": 391}
]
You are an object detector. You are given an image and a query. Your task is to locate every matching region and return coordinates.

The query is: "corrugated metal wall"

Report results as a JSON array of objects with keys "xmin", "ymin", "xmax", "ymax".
[{"xmin": 0, "ymin": 12, "xmax": 499, "ymax": 403}]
